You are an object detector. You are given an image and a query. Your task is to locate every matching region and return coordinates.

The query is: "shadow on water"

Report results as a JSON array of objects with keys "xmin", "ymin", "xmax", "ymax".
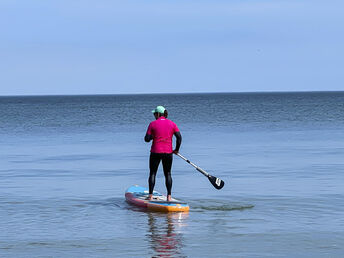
[
  {"xmin": 123, "ymin": 198, "xmax": 253, "ymax": 257},
  {"xmin": 189, "ymin": 199, "xmax": 254, "ymax": 212}
]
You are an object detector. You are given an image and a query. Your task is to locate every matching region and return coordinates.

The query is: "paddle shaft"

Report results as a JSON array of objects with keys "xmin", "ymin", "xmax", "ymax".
[
  {"xmin": 175, "ymin": 153, "xmax": 209, "ymax": 177},
  {"xmin": 175, "ymin": 152, "xmax": 225, "ymax": 190}
]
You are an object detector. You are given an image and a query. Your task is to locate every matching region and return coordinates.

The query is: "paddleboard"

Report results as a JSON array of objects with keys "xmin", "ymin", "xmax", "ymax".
[{"xmin": 125, "ymin": 185, "xmax": 189, "ymax": 212}]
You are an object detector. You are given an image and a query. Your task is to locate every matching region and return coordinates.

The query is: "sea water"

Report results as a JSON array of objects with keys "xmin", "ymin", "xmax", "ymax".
[{"xmin": 1, "ymin": 92, "xmax": 343, "ymax": 257}]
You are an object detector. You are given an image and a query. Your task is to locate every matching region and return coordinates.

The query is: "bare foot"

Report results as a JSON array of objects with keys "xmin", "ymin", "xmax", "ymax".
[
  {"xmin": 167, "ymin": 195, "xmax": 172, "ymax": 202},
  {"xmin": 148, "ymin": 194, "xmax": 153, "ymax": 200}
]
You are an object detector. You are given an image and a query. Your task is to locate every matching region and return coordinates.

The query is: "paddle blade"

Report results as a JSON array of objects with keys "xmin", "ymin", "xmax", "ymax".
[{"xmin": 208, "ymin": 175, "xmax": 225, "ymax": 190}]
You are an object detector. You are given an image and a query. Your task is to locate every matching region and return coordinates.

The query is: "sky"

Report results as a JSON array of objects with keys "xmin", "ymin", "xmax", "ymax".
[{"xmin": 0, "ymin": 0, "xmax": 343, "ymax": 95}]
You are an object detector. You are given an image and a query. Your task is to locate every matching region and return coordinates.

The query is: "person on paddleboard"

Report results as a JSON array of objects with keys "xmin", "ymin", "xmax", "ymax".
[{"xmin": 144, "ymin": 106, "xmax": 182, "ymax": 202}]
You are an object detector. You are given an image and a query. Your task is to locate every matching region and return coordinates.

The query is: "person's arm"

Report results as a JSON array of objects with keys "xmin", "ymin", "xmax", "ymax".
[
  {"xmin": 173, "ymin": 131, "xmax": 182, "ymax": 153},
  {"xmin": 144, "ymin": 133, "xmax": 152, "ymax": 142},
  {"xmin": 145, "ymin": 123, "xmax": 153, "ymax": 142}
]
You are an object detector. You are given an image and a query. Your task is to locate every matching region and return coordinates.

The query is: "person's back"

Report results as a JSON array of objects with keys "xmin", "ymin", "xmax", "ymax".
[{"xmin": 147, "ymin": 117, "xmax": 178, "ymax": 154}]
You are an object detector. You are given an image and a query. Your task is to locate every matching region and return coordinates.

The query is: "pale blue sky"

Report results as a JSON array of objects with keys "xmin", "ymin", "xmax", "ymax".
[{"xmin": 0, "ymin": 0, "xmax": 343, "ymax": 95}]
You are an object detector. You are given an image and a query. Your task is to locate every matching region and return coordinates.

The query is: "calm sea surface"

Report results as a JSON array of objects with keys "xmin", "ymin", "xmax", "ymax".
[{"xmin": 1, "ymin": 92, "xmax": 344, "ymax": 257}]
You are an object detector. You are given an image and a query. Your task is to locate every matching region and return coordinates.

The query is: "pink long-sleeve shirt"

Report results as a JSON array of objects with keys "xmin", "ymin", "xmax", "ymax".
[{"xmin": 146, "ymin": 117, "xmax": 180, "ymax": 153}]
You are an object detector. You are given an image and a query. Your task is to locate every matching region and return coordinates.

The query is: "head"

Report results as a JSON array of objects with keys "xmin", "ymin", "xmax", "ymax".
[{"xmin": 152, "ymin": 105, "xmax": 168, "ymax": 119}]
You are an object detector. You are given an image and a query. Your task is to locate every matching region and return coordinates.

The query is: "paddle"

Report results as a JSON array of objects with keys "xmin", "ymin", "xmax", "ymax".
[{"xmin": 175, "ymin": 153, "xmax": 225, "ymax": 190}]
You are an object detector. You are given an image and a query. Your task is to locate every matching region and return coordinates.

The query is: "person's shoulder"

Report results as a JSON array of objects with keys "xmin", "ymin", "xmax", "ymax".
[{"xmin": 148, "ymin": 120, "xmax": 157, "ymax": 126}]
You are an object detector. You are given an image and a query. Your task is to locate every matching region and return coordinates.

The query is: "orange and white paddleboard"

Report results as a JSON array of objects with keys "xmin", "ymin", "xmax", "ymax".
[{"xmin": 125, "ymin": 185, "xmax": 189, "ymax": 212}]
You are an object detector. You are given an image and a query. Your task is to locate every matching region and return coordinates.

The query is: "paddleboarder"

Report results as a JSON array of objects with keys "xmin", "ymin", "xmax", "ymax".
[{"xmin": 145, "ymin": 106, "xmax": 182, "ymax": 202}]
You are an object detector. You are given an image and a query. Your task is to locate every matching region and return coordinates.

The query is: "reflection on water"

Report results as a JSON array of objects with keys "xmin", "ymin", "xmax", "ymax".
[{"xmin": 147, "ymin": 212, "xmax": 188, "ymax": 257}]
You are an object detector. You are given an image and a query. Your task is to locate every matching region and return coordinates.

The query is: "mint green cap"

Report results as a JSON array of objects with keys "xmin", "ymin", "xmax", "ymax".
[{"xmin": 152, "ymin": 105, "xmax": 166, "ymax": 114}]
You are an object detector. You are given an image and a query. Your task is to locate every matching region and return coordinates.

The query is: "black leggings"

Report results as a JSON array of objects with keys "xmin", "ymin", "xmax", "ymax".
[{"xmin": 149, "ymin": 153, "xmax": 173, "ymax": 195}]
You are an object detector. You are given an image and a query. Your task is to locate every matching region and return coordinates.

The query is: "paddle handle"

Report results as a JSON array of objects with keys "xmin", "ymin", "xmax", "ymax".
[{"xmin": 175, "ymin": 153, "xmax": 209, "ymax": 177}]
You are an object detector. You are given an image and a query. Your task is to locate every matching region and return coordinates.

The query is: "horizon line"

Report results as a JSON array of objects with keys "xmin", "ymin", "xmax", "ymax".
[{"xmin": 1, "ymin": 90, "xmax": 344, "ymax": 97}]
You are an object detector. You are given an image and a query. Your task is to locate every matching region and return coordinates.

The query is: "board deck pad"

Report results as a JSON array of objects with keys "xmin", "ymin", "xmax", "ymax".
[{"xmin": 125, "ymin": 185, "xmax": 189, "ymax": 212}]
